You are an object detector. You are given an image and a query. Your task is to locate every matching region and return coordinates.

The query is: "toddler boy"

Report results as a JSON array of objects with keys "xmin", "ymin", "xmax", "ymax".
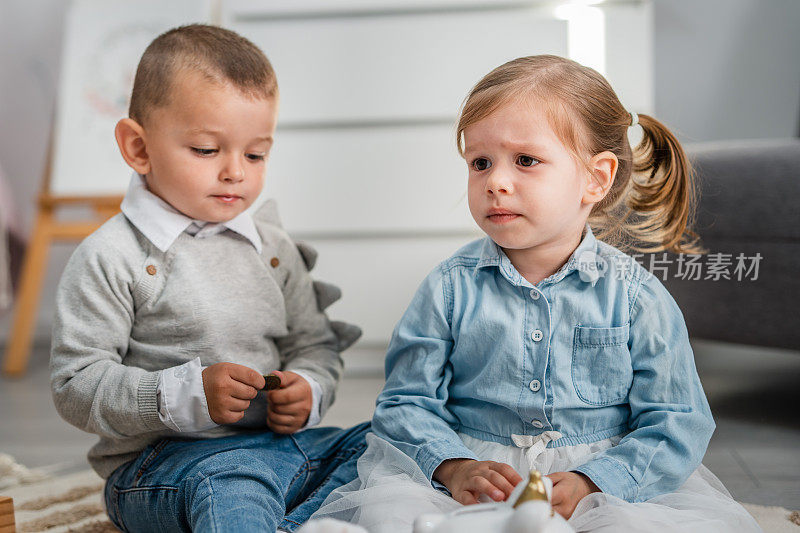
[{"xmin": 50, "ymin": 24, "xmax": 369, "ymax": 532}]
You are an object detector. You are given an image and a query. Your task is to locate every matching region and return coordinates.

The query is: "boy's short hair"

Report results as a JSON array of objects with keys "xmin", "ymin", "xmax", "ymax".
[{"xmin": 129, "ymin": 24, "xmax": 278, "ymax": 125}]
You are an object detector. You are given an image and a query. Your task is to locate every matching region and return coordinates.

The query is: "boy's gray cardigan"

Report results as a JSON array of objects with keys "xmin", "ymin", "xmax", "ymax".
[{"xmin": 50, "ymin": 201, "xmax": 360, "ymax": 478}]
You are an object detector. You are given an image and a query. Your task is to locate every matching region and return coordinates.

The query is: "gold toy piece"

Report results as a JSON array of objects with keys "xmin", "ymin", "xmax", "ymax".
[{"xmin": 513, "ymin": 470, "xmax": 550, "ymax": 508}]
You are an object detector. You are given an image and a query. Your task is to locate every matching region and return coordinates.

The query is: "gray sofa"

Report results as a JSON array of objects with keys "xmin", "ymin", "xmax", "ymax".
[{"xmin": 642, "ymin": 138, "xmax": 800, "ymax": 351}]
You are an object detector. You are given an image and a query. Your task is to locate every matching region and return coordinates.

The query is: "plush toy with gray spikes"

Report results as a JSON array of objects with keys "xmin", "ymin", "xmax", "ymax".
[{"xmin": 255, "ymin": 199, "xmax": 362, "ymax": 353}]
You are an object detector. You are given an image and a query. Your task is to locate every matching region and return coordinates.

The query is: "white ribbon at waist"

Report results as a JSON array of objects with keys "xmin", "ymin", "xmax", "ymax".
[{"xmin": 511, "ymin": 431, "xmax": 563, "ymax": 468}]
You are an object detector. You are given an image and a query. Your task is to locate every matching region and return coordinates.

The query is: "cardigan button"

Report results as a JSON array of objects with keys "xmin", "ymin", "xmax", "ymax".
[
  {"xmin": 270, "ymin": 257, "xmax": 280, "ymax": 268},
  {"xmin": 146, "ymin": 265, "xmax": 157, "ymax": 275}
]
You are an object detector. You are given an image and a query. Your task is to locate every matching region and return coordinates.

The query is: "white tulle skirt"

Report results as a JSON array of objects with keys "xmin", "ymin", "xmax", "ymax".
[{"xmin": 310, "ymin": 432, "xmax": 761, "ymax": 532}]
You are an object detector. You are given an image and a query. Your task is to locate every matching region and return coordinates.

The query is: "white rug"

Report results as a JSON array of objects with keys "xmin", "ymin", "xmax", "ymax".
[
  {"xmin": 2, "ymin": 468, "xmax": 799, "ymax": 532},
  {"xmin": 3, "ymin": 470, "xmax": 113, "ymax": 532}
]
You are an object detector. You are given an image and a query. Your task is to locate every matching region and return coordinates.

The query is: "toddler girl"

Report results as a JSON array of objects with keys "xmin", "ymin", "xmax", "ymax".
[{"xmin": 310, "ymin": 55, "xmax": 760, "ymax": 532}]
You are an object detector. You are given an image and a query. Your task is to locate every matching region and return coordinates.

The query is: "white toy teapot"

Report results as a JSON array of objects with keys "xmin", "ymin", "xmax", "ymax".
[{"xmin": 413, "ymin": 471, "xmax": 574, "ymax": 533}]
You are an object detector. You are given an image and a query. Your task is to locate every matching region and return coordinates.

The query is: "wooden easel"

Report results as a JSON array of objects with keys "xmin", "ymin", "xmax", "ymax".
[{"xmin": 2, "ymin": 135, "xmax": 122, "ymax": 376}]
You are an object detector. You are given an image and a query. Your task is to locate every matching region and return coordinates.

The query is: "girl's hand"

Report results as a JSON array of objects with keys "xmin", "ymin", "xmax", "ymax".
[
  {"xmin": 548, "ymin": 471, "xmax": 600, "ymax": 519},
  {"xmin": 202, "ymin": 362, "xmax": 265, "ymax": 425},
  {"xmin": 434, "ymin": 459, "xmax": 522, "ymax": 505},
  {"xmin": 266, "ymin": 370, "xmax": 313, "ymax": 434}
]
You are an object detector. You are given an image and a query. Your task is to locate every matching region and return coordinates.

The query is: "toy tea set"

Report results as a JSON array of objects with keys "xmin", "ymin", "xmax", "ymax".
[
  {"xmin": 298, "ymin": 470, "xmax": 573, "ymax": 533},
  {"xmin": 413, "ymin": 470, "xmax": 574, "ymax": 533}
]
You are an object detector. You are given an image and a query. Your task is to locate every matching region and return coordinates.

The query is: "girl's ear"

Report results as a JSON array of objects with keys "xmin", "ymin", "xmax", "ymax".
[
  {"xmin": 583, "ymin": 150, "xmax": 618, "ymax": 205},
  {"xmin": 114, "ymin": 118, "xmax": 151, "ymax": 175}
]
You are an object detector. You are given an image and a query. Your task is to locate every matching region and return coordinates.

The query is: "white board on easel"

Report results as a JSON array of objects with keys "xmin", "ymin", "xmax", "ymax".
[{"xmin": 50, "ymin": 0, "xmax": 213, "ymax": 196}]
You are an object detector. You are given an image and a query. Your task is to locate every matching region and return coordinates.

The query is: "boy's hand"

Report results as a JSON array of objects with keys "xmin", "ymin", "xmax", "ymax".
[
  {"xmin": 202, "ymin": 363, "xmax": 265, "ymax": 425},
  {"xmin": 266, "ymin": 370, "xmax": 312, "ymax": 434},
  {"xmin": 548, "ymin": 471, "xmax": 600, "ymax": 519},
  {"xmin": 433, "ymin": 458, "xmax": 522, "ymax": 505}
]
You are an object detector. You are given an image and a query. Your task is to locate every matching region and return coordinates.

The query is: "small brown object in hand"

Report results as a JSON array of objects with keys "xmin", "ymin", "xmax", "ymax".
[{"xmin": 263, "ymin": 373, "xmax": 281, "ymax": 390}]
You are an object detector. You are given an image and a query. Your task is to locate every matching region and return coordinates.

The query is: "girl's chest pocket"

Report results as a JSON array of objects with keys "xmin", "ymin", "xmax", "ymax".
[{"xmin": 571, "ymin": 324, "xmax": 632, "ymax": 406}]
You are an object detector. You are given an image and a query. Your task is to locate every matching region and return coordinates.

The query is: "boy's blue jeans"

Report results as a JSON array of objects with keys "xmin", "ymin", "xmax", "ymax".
[{"xmin": 104, "ymin": 422, "xmax": 370, "ymax": 532}]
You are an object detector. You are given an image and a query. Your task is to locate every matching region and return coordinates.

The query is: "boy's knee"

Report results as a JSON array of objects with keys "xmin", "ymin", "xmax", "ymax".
[
  {"xmin": 186, "ymin": 452, "xmax": 290, "ymax": 529},
  {"xmin": 189, "ymin": 449, "xmax": 286, "ymax": 493}
]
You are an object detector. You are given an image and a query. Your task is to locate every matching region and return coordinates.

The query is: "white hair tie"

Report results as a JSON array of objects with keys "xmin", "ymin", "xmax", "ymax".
[{"xmin": 629, "ymin": 111, "xmax": 639, "ymax": 127}]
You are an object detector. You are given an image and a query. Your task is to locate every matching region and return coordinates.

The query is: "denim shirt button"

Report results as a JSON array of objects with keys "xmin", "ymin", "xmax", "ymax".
[
  {"xmin": 531, "ymin": 419, "xmax": 544, "ymax": 429},
  {"xmin": 531, "ymin": 329, "xmax": 544, "ymax": 342},
  {"xmin": 529, "ymin": 289, "xmax": 540, "ymax": 300},
  {"xmin": 529, "ymin": 380, "xmax": 541, "ymax": 392}
]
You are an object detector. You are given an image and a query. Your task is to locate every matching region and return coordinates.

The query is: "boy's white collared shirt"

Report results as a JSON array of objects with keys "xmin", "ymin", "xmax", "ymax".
[
  {"xmin": 120, "ymin": 172, "xmax": 322, "ymax": 433},
  {"xmin": 120, "ymin": 172, "xmax": 263, "ymax": 254}
]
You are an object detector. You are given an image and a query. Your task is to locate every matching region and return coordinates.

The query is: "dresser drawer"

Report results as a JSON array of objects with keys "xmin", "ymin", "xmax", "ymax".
[
  {"xmin": 231, "ymin": 8, "xmax": 567, "ymax": 123},
  {"xmin": 265, "ymin": 123, "xmax": 472, "ymax": 233}
]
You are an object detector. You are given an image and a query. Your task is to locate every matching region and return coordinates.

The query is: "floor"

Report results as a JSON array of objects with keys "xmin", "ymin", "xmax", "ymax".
[{"xmin": 1, "ymin": 339, "xmax": 798, "ymax": 509}]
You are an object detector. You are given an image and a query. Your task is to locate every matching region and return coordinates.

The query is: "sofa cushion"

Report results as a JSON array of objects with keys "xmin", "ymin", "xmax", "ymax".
[{"xmin": 640, "ymin": 138, "xmax": 799, "ymax": 351}]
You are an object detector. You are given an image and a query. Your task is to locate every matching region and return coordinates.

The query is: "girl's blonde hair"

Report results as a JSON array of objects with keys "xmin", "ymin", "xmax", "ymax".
[{"xmin": 456, "ymin": 55, "xmax": 702, "ymax": 254}]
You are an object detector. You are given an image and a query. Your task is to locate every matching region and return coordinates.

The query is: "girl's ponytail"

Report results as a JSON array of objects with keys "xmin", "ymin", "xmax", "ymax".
[{"xmin": 624, "ymin": 114, "xmax": 703, "ymax": 254}]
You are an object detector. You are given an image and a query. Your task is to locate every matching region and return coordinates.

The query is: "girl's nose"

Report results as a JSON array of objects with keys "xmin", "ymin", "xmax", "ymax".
[{"xmin": 486, "ymin": 171, "xmax": 513, "ymax": 195}]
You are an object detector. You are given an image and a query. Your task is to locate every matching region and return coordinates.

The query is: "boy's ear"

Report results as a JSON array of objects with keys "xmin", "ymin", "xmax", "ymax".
[
  {"xmin": 114, "ymin": 118, "xmax": 150, "ymax": 175},
  {"xmin": 583, "ymin": 150, "xmax": 618, "ymax": 205}
]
